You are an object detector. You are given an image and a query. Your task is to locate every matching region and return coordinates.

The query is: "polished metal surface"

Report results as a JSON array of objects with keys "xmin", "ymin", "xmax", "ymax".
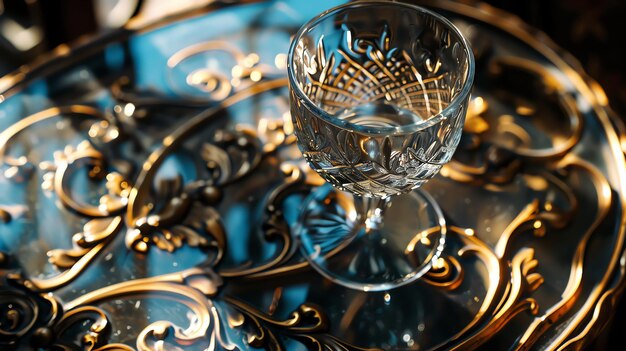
[{"xmin": 0, "ymin": 0, "xmax": 624, "ymax": 350}]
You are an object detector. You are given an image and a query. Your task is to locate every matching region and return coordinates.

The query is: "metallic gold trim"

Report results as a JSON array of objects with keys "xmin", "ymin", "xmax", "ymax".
[
  {"xmin": 29, "ymin": 217, "xmax": 123, "ymax": 292},
  {"xmin": 46, "ymin": 141, "xmax": 128, "ymax": 218},
  {"xmin": 423, "ymin": 255, "xmax": 464, "ymax": 290},
  {"xmin": 126, "ymin": 78, "xmax": 288, "ymax": 225},
  {"xmin": 0, "ymin": 105, "xmax": 104, "ymax": 182},
  {"xmin": 488, "ymin": 56, "xmax": 583, "ymax": 160},
  {"xmin": 430, "ymin": 224, "xmax": 543, "ymax": 350},
  {"xmin": 0, "ymin": 1, "xmax": 623, "ymax": 349},
  {"xmin": 519, "ymin": 155, "xmax": 615, "ymax": 350},
  {"xmin": 224, "ymin": 296, "xmax": 381, "ymax": 351},
  {"xmin": 65, "ymin": 268, "xmax": 222, "ymax": 350}
]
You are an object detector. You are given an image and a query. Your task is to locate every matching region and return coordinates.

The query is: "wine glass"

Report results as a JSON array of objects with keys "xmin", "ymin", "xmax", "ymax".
[{"xmin": 288, "ymin": 1, "xmax": 474, "ymax": 291}]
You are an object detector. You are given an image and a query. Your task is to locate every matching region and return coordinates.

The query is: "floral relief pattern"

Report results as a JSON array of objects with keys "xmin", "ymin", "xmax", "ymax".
[{"xmin": 0, "ymin": 1, "xmax": 624, "ymax": 351}]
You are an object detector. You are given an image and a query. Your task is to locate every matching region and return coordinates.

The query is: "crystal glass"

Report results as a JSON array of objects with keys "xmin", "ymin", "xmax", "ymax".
[{"xmin": 288, "ymin": 1, "xmax": 474, "ymax": 291}]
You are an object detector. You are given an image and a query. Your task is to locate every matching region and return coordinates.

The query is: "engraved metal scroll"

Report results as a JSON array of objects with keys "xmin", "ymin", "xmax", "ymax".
[{"xmin": 0, "ymin": 0, "xmax": 624, "ymax": 350}]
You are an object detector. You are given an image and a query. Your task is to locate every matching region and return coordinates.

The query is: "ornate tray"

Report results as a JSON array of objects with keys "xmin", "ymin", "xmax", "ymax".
[{"xmin": 1, "ymin": 0, "xmax": 625, "ymax": 350}]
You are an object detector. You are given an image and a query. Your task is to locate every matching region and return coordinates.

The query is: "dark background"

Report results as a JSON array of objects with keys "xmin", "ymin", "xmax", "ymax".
[
  {"xmin": 480, "ymin": 0, "xmax": 626, "ymax": 119},
  {"xmin": 0, "ymin": 0, "xmax": 624, "ymax": 348}
]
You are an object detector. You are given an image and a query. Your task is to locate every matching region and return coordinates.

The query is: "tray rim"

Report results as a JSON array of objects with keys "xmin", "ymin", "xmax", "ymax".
[{"xmin": 0, "ymin": 0, "xmax": 624, "ymax": 349}]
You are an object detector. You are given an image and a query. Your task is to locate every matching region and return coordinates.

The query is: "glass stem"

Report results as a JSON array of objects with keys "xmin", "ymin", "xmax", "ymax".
[{"xmin": 358, "ymin": 196, "xmax": 390, "ymax": 232}]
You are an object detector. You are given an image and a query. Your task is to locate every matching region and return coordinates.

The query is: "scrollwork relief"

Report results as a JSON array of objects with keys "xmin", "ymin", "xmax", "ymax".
[{"xmin": 0, "ymin": 2, "xmax": 623, "ymax": 350}]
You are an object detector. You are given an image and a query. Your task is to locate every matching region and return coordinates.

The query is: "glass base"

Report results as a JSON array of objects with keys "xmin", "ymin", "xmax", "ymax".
[{"xmin": 297, "ymin": 184, "xmax": 446, "ymax": 291}]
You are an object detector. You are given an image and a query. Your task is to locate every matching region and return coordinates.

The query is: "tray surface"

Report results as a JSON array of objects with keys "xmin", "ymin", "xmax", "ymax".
[{"xmin": 0, "ymin": 1, "xmax": 625, "ymax": 350}]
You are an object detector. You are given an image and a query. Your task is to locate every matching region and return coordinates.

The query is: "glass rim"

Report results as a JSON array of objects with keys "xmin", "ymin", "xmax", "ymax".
[{"xmin": 287, "ymin": 0, "xmax": 475, "ymax": 135}]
